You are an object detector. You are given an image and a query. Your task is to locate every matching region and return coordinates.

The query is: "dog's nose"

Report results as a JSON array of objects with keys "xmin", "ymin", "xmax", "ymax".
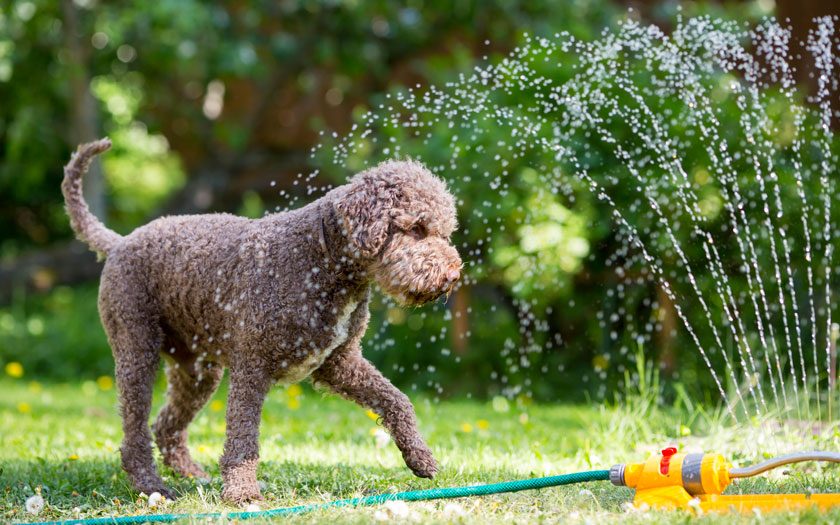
[{"xmin": 445, "ymin": 267, "xmax": 460, "ymax": 286}]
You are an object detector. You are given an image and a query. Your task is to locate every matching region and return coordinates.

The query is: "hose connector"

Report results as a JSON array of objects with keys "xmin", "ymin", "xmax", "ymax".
[{"xmin": 609, "ymin": 463, "xmax": 625, "ymax": 486}]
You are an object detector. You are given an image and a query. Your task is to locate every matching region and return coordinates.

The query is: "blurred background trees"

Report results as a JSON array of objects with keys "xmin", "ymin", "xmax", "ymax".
[{"xmin": 1, "ymin": 0, "xmax": 838, "ymax": 400}]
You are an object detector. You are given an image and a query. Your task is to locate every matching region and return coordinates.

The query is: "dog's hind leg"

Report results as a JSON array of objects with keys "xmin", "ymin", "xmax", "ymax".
[
  {"xmin": 153, "ymin": 339, "xmax": 223, "ymax": 480},
  {"xmin": 99, "ymin": 273, "xmax": 171, "ymax": 498}
]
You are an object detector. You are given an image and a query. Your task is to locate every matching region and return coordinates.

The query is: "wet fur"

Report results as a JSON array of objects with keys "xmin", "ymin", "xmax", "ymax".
[{"xmin": 62, "ymin": 139, "xmax": 462, "ymax": 503}]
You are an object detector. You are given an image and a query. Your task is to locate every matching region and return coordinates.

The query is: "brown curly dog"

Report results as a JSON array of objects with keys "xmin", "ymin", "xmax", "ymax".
[{"xmin": 62, "ymin": 138, "xmax": 462, "ymax": 504}]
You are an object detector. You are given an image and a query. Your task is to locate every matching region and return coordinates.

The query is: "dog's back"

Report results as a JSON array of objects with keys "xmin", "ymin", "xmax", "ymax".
[{"xmin": 104, "ymin": 213, "xmax": 252, "ymax": 336}]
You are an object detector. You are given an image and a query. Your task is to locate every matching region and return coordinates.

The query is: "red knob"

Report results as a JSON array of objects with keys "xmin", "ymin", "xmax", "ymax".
[{"xmin": 659, "ymin": 447, "xmax": 678, "ymax": 475}]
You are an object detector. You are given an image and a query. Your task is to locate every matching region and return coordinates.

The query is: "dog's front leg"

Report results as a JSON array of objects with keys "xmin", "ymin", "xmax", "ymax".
[
  {"xmin": 220, "ymin": 365, "xmax": 272, "ymax": 504},
  {"xmin": 312, "ymin": 345, "xmax": 438, "ymax": 478}
]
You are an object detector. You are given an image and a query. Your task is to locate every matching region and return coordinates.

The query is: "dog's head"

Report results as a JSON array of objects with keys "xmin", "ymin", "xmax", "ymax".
[{"xmin": 335, "ymin": 160, "xmax": 462, "ymax": 306}]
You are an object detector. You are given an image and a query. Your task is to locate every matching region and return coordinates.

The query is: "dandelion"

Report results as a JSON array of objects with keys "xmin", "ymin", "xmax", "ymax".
[
  {"xmin": 68, "ymin": 454, "xmax": 79, "ymax": 461},
  {"xmin": 147, "ymin": 492, "xmax": 165, "ymax": 508},
  {"xmin": 96, "ymin": 376, "xmax": 114, "ymax": 391},
  {"xmin": 382, "ymin": 500, "xmax": 411, "ymax": 519},
  {"xmin": 5, "ymin": 361, "xmax": 23, "ymax": 378},
  {"xmin": 286, "ymin": 397, "xmax": 301, "ymax": 410},
  {"xmin": 210, "ymin": 400, "xmax": 224, "ymax": 412},
  {"xmin": 28, "ymin": 381, "xmax": 42, "ymax": 393},
  {"xmin": 442, "ymin": 502, "xmax": 466, "ymax": 518},
  {"xmin": 287, "ymin": 384, "xmax": 303, "ymax": 397},
  {"xmin": 476, "ymin": 419, "xmax": 490, "ymax": 430},
  {"xmin": 460, "ymin": 422, "xmax": 473, "ymax": 433},
  {"xmin": 25, "ymin": 494, "xmax": 44, "ymax": 515},
  {"xmin": 17, "ymin": 402, "xmax": 31, "ymax": 414},
  {"xmin": 365, "ymin": 409, "xmax": 380, "ymax": 421}
]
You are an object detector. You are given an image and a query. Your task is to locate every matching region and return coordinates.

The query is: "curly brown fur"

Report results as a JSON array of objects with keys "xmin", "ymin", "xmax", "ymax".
[{"xmin": 63, "ymin": 139, "xmax": 462, "ymax": 504}]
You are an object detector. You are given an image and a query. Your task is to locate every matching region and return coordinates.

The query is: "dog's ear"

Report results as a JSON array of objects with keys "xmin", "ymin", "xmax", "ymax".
[{"xmin": 335, "ymin": 175, "xmax": 395, "ymax": 258}]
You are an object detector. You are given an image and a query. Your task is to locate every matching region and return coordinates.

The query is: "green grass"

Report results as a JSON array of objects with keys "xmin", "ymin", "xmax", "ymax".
[{"xmin": 3, "ymin": 379, "xmax": 840, "ymax": 524}]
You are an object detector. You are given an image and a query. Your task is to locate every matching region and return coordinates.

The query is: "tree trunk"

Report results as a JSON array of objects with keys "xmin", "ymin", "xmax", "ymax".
[
  {"xmin": 451, "ymin": 285, "xmax": 470, "ymax": 354},
  {"xmin": 656, "ymin": 284, "xmax": 677, "ymax": 375},
  {"xmin": 775, "ymin": 0, "xmax": 840, "ymax": 129},
  {"xmin": 61, "ymin": 0, "xmax": 105, "ymax": 220}
]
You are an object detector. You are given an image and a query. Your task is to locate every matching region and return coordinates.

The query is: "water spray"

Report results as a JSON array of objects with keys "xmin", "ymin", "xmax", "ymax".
[{"xmin": 26, "ymin": 448, "xmax": 840, "ymax": 524}]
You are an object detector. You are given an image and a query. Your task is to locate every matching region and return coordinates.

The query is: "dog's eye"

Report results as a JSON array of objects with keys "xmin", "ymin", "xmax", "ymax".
[{"xmin": 408, "ymin": 224, "xmax": 427, "ymax": 240}]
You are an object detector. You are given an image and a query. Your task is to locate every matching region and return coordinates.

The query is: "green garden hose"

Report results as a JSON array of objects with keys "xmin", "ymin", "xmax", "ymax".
[{"xmin": 25, "ymin": 469, "xmax": 610, "ymax": 525}]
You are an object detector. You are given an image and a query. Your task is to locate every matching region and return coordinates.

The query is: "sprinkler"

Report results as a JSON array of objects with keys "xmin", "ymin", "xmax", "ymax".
[{"xmin": 610, "ymin": 448, "xmax": 840, "ymax": 513}]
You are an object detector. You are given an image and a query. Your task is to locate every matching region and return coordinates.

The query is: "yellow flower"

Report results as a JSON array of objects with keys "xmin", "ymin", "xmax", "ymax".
[
  {"xmin": 592, "ymin": 355, "xmax": 609, "ymax": 371},
  {"xmin": 28, "ymin": 381, "xmax": 42, "ymax": 393},
  {"xmin": 210, "ymin": 400, "xmax": 224, "ymax": 412},
  {"xmin": 476, "ymin": 419, "xmax": 490, "ymax": 430},
  {"xmin": 365, "ymin": 409, "xmax": 380, "ymax": 421},
  {"xmin": 68, "ymin": 454, "xmax": 79, "ymax": 461},
  {"xmin": 5, "ymin": 362, "xmax": 23, "ymax": 378},
  {"xmin": 17, "ymin": 402, "xmax": 31, "ymax": 414},
  {"xmin": 287, "ymin": 397, "xmax": 301, "ymax": 410},
  {"xmin": 460, "ymin": 422, "xmax": 473, "ymax": 433},
  {"xmin": 96, "ymin": 376, "xmax": 114, "ymax": 391},
  {"xmin": 287, "ymin": 384, "xmax": 303, "ymax": 397}
]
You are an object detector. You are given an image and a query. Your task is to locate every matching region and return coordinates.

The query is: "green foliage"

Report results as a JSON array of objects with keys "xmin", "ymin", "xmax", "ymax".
[{"xmin": 0, "ymin": 285, "xmax": 112, "ymax": 382}]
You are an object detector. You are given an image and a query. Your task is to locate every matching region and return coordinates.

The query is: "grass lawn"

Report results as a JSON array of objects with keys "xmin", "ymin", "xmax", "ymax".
[{"xmin": 3, "ymin": 378, "xmax": 840, "ymax": 524}]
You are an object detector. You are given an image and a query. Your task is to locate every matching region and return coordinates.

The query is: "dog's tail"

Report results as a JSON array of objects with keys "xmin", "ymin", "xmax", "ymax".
[{"xmin": 62, "ymin": 138, "xmax": 122, "ymax": 257}]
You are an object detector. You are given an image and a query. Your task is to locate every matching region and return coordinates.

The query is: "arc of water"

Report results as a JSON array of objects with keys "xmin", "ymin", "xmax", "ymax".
[
  {"xmin": 544, "ymin": 58, "xmax": 750, "ymax": 412},
  {"xmin": 808, "ymin": 18, "xmax": 838, "ymax": 419},
  {"xmin": 543, "ymin": 136, "xmax": 738, "ymax": 420},
  {"xmin": 601, "ymin": 30, "xmax": 771, "ymax": 410},
  {"xmin": 717, "ymin": 26, "xmax": 818, "ymax": 417},
  {"xmin": 601, "ymin": 87, "xmax": 765, "ymax": 412},
  {"xmin": 759, "ymin": 22, "xmax": 827, "ymax": 419},
  {"xmin": 663, "ymin": 22, "xmax": 806, "ymax": 418}
]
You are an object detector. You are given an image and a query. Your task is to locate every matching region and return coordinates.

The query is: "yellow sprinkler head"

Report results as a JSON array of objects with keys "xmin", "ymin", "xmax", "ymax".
[{"xmin": 610, "ymin": 448, "xmax": 840, "ymax": 514}]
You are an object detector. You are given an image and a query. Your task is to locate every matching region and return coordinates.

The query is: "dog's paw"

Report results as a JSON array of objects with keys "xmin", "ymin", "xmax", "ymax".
[
  {"xmin": 221, "ymin": 485, "xmax": 264, "ymax": 505},
  {"xmin": 221, "ymin": 459, "xmax": 264, "ymax": 504},
  {"xmin": 403, "ymin": 446, "xmax": 438, "ymax": 479}
]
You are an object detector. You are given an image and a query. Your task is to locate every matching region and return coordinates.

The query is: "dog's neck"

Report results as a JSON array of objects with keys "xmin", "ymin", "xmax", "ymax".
[{"xmin": 314, "ymin": 198, "xmax": 369, "ymax": 284}]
